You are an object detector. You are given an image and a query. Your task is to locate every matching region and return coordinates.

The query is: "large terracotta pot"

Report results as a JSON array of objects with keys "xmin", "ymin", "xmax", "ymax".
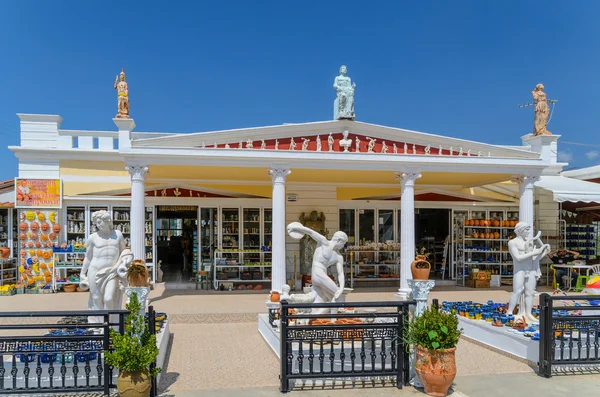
[
  {"xmin": 116, "ymin": 370, "xmax": 151, "ymax": 397},
  {"xmin": 411, "ymin": 255, "xmax": 431, "ymax": 280},
  {"xmin": 415, "ymin": 346, "xmax": 457, "ymax": 397},
  {"xmin": 270, "ymin": 291, "xmax": 280, "ymax": 302},
  {"xmin": 0, "ymin": 248, "xmax": 10, "ymax": 259}
]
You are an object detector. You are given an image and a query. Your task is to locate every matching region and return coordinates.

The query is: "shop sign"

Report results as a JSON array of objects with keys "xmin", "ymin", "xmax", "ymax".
[
  {"xmin": 14, "ymin": 178, "xmax": 62, "ymax": 208},
  {"xmin": 158, "ymin": 206, "xmax": 198, "ymax": 212}
]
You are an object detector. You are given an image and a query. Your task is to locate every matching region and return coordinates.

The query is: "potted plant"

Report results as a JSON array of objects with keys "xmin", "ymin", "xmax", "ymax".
[
  {"xmin": 411, "ymin": 247, "xmax": 431, "ymax": 280},
  {"xmin": 405, "ymin": 305, "xmax": 462, "ymax": 396},
  {"xmin": 105, "ymin": 292, "xmax": 160, "ymax": 397},
  {"xmin": 127, "ymin": 260, "xmax": 150, "ymax": 287}
]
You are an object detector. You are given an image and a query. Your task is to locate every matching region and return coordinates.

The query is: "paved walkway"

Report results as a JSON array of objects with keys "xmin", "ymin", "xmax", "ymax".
[{"xmin": 2, "ymin": 283, "xmax": 594, "ymax": 396}]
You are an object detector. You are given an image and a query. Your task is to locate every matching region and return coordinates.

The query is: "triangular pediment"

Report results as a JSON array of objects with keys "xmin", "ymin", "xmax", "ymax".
[{"xmin": 132, "ymin": 120, "xmax": 539, "ymax": 160}]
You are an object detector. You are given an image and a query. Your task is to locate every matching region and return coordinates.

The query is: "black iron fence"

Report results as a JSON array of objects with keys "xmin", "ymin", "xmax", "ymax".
[
  {"xmin": 538, "ymin": 293, "xmax": 600, "ymax": 377},
  {"xmin": 0, "ymin": 307, "xmax": 159, "ymax": 396},
  {"xmin": 279, "ymin": 300, "xmax": 413, "ymax": 393}
]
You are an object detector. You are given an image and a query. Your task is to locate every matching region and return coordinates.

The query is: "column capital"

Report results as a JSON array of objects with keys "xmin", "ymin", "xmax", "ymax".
[
  {"xmin": 512, "ymin": 174, "xmax": 540, "ymax": 189},
  {"xmin": 126, "ymin": 165, "xmax": 149, "ymax": 182},
  {"xmin": 269, "ymin": 168, "xmax": 291, "ymax": 184},
  {"xmin": 395, "ymin": 172, "xmax": 422, "ymax": 187}
]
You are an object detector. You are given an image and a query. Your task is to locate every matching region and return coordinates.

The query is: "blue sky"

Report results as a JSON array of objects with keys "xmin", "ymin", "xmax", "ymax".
[{"xmin": 0, "ymin": 1, "xmax": 599, "ymax": 181}]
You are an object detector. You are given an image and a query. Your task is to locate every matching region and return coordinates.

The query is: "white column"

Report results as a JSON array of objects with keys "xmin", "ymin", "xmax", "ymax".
[
  {"xmin": 515, "ymin": 175, "xmax": 540, "ymax": 237},
  {"xmin": 396, "ymin": 172, "xmax": 421, "ymax": 299},
  {"xmin": 269, "ymin": 168, "xmax": 291, "ymax": 293},
  {"xmin": 126, "ymin": 165, "xmax": 149, "ymax": 261}
]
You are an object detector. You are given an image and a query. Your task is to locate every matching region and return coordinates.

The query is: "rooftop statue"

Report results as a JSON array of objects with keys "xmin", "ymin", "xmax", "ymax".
[
  {"xmin": 114, "ymin": 69, "xmax": 130, "ymax": 118},
  {"xmin": 532, "ymin": 84, "xmax": 552, "ymax": 136},
  {"xmin": 333, "ymin": 65, "xmax": 356, "ymax": 120}
]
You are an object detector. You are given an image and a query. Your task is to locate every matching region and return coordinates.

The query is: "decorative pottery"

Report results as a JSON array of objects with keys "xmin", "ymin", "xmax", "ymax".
[
  {"xmin": 472, "ymin": 232, "xmax": 479, "ymax": 239},
  {"xmin": 474, "ymin": 220, "xmax": 480, "ymax": 226},
  {"xmin": 41, "ymin": 222, "xmax": 50, "ymax": 231},
  {"xmin": 494, "ymin": 232, "xmax": 500, "ymax": 239},
  {"xmin": 411, "ymin": 255, "xmax": 431, "ymax": 280},
  {"xmin": 19, "ymin": 222, "xmax": 28, "ymax": 231},
  {"xmin": 482, "ymin": 220, "xmax": 488, "ymax": 227},
  {"xmin": 52, "ymin": 224, "xmax": 61, "ymax": 233},
  {"xmin": 116, "ymin": 370, "xmax": 151, "ymax": 397},
  {"xmin": 0, "ymin": 248, "xmax": 9, "ymax": 258},
  {"xmin": 415, "ymin": 346, "xmax": 457, "ymax": 397},
  {"xmin": 30, "ymin": 222, "xmax": 39, "ymax": 232},
  {"xmin": 492, "ymin": 220, "xmax": 500, "ymax": 227},
  {"xmin": 270, "ymin": 291, "xmax": 281, "ymax": 302}
]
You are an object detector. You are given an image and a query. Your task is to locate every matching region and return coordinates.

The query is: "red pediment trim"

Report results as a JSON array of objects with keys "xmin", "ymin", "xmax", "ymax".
[{"xmin": 196, "ymin": 133, "xmax": 477, "ymax": 156}]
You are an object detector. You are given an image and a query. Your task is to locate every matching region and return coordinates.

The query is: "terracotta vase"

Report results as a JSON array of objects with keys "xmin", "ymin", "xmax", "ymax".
[
  {"xmin": 270, "ymin": 291, "xmax": 280, "ymax": 302},
  {"xmin": 116, "ymin": 370, "xmax": 151, "ymax": 397},
  {"xmin": 411, "ymin": 255, "xmax": 431, "ymax": 280},
  {"xmin": 0, "ymin": 248, "xmax": 9, "ymax": 259},
  {"xmin": 473, "ymin": 220, "xmax": 480, "ymax": 226},
  {"xmin": 415, "ymin": 346, "xmax": 457, "ymax": 397}
]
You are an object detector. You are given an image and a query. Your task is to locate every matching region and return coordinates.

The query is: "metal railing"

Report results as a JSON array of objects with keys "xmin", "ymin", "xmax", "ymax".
[
  {"xmin": 0, "ymin": 307, "xmax": 159, "ymax": 396},
  {"xmin": 538, "ymin": 293, "xmax": 600, "ymax": 377},
  {"xmin": 279, "ymin": 300, "xmax": 413, "ymax": 393}
]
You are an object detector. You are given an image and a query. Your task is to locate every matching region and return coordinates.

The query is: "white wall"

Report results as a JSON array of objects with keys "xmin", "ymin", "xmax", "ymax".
[{"xmin": 284, "ymin": 184, "xmax": 338, "ymax": 273}]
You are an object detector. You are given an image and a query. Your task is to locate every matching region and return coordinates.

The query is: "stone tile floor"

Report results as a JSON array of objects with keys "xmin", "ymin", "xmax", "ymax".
[{"xmin": 0, "ymin": 283, "xmax": 572, "ymax": 394}]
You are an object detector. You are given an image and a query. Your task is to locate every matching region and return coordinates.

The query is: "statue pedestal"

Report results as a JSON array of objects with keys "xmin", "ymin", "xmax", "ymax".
[
  {"xmin": 408, "ymin": 279, "xmax": 435, "ymax": 388},
  {"xmin": 125, "ymin": 287, "xmax": 151, "ymax": 316}
]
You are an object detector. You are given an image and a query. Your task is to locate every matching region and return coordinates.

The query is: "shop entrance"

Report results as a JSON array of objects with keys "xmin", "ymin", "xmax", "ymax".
[
  {"xmin": 156, "ymin": 206, "xmax": 198, "ymax": 285},
  {"xmin": 415, "ymin": 208, "xmax": 451, "ymax": 279}
]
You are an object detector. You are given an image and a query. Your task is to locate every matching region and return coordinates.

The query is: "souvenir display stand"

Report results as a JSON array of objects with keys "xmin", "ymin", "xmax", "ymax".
[
  {"xmin": 454, "ymin": 210, "xmax": 519, "ymax": 287},
  {"xmin": 565, "ymin": 224, "xmax": 597, "ymax": 262},
  {"xmin": 0, "ymin": 208, "xmax": 16, "ymax": 286},
  {"xmin": 344, "ymin": 247, "xmax": 400, "ymax": 288},
  {"xmin": 213, "ymin": 250, "xmax": 271, "ymax": 290},
  {"xmin": 52, "ymin": 250, "xmax": 86, "ymax": 291},
  {"xmin": 17, "ymin": 209, "xmax": 61, "ymax": 293}
]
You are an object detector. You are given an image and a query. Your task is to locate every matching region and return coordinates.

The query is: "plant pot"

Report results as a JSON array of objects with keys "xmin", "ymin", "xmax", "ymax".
[
  {"xmin": 0, "ymin": 248, "xmax": 10, "ymax": 258},
  {"xmin": 116, "ymin": 370, "xmax": 151, "ymax": 397},
  {"xmin": 415, "ymin": 346, "xmax": 456, "ymax": 397},
  {"xmin": 270, "ymin": 291, "xmax": 280, "ymax": 302},
  {"xmin": 411, "ymin": 256, "xmax": 431, "ymax": 280}
]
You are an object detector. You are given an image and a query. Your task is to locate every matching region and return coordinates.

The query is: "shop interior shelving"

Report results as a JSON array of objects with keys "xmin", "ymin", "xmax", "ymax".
[
  {"xmin": 0, "ymin": 258, "xmax": 17, "ymax": 286},
  {"xmin": 66, "ymin": 207, "xmax": 86, "ymax": 246},
  {"xmin": 344, "ymin": 250, "xmax": 400, "ymax": 288},
  {"xmin": 213, "ymin": 250, "xmax": 271, "ymax": 290},
  {"xmin": 459, "ymin": 219, "xmax": 516, "ymax": 287},
  {"xmin": 112, "ymin": 207, "xmax": 131, "ymax": 248},
  {"xmin": 566, "ymin": 224, "xmax": 597, "ymax": 262},
  {"xmin": 52, "ymin": 251, "xmax": 86, "ymax": 291},
  {"xmin": 144, "ymin": 207, "xmax": 154, "ymax": 281}
]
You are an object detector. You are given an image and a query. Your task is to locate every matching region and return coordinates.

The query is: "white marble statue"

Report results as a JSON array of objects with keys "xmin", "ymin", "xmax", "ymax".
[
  {"xmin": 393, "ymin": 143, "xmax": 398, "ymax": 154},
  {"xmin": 79, "ymin": 211, "xmax": 133, "ymax": 324},
  {"xmin": 403, "ymin": 143, "xmax": 408, "ymax": 153},
  {"xmin": 301, "ymin": 138, "xmax": 310, "ymax": 151},
  {"xmin": 287, "ymin": 222, "xmax": 348, "ymax": 315},
  {"xmin": 381, "ymin": 141, "xmax": 388, "ymax": 154},
  {"xmin": 507, "ymin": 222, "xmax": 551, "ymax": 322},
  {"xmin": 260, "ymin": 140, "xmax": 266, "ymax": 149},
  {"xmin": 367, "ymin": 137, "xmax": 376, "ymax": 153},
  {"xmin": 339, "ymin": 130, "xmax": 352, "ymax": 152},
  {"xmin": 355, "ymin": 136, "xmax": 361, "ymax": 152},
  {"xmin": 246, "ymin": 139, "xmax": 253, "ymax": 149},
  {"xmin": 316, "ymin": 135, "xmax": 322, "ymax": 152},
  {"xmin": 327, "ymin": 133, "xmax": 334, "ymax": 152},
  {"xmin": 275, "ymin": 139, "xmax": 279, "ymax": 150},
  {"xmin": 425, "ymin": 145, "xmax": 431, "ymax": 155},
  {"xmin": 333, "ymin": 65, "xmax": 356, "ymax": 120},
  {"xmin": 289, "ymin": 137, "xmax": 296, "ymax": 151}
]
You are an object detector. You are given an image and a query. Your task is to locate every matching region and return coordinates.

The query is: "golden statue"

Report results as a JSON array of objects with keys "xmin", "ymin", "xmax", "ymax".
[
  {"xmin": 114, "ymin": 69, "xmax": 130, "ymax": 118},
  {"xmin": 532, "ymin": 84, "xmax": 551, "ymax": 136}
]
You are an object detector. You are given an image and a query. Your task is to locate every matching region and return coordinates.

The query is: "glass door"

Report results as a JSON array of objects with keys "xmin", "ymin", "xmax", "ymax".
[{"xmin": 200, "ymin": 208, "xmax": 218, "ymax": 270}]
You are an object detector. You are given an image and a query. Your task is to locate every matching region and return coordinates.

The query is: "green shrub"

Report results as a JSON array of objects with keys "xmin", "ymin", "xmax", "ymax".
[
  {"xmin": 105, "ymin": 292, "xmax": 161, "ymax": 376},
  {"xmin": 405, "ymin": 305, "xmax": 462, "ymax": 350}
]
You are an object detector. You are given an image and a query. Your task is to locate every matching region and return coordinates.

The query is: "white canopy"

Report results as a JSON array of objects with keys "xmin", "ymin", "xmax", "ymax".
[{"xmin": 535, "ymin": 176, "xmax": 600, "ymax": 203}]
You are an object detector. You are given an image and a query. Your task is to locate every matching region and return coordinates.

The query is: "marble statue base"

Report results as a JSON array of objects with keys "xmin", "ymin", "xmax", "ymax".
[{"xmin": 408, "ymin": 279, "xmax": 435, "ymax": 388}]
